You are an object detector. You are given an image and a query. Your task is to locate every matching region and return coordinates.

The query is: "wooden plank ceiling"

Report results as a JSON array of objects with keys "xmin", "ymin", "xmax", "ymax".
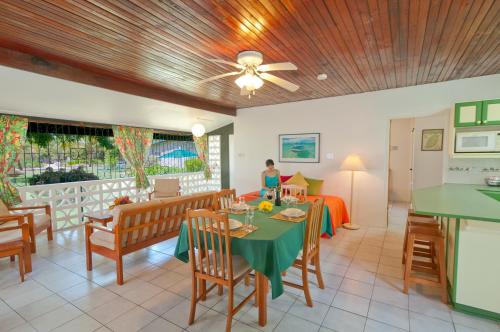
[{"xmin": 0, "ymin": 0, "xmax": 499, "ymax": 114}]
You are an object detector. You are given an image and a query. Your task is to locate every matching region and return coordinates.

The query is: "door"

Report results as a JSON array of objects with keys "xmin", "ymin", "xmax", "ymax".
[
  {"xmin": 388, "ymin": 118, "xmax": 414, "ymax": 203},
  {"xmin": 482, "ymin": 99, "xmax": 500, "ymax": 126},
  {"xmin": 454, "ymin": 101, "xmax": 482, "ymax": 127}
]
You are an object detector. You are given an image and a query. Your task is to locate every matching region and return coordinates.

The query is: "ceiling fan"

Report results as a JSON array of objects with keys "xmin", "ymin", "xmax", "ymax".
[{"xmin": 198, "ymin": 51, "xmax": 299, "ymax": 98}]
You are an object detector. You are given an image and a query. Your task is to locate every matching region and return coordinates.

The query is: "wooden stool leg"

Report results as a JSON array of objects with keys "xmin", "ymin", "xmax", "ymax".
[
  {"xmin": 438, "ymin": 239, "xmax": 448, "ymax": 304},
  {"xmin": 18, "ymin": 252, "xmax": 24, "ymax": 282},
  {"xmin": 403, "ymin": 234, "xmax": 415, "ymax": 294}
]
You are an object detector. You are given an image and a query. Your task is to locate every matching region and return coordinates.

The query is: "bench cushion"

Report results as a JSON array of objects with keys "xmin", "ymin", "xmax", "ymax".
[
  {"xmin": 34, "ymin": 214, "xmax": 51, "ymax": 233},
  {"xmin": 90, "ymin": 230, "xmax": 115, "ymax": 250}
]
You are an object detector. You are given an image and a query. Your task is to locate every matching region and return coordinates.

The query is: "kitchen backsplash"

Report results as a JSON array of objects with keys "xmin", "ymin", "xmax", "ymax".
[{"xmin": 446, "ymin": 158, "xmax": 500, "ymax": 184}]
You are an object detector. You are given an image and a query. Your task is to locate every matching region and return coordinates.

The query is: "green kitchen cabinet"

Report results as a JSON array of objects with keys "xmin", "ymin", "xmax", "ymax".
[
  {"xmin": 481, "ymin": 99, "xmax": 500, "ymax": 125},
  {"xmin": 454, "ymin": 101, "xmax": 482, "ymax": 127}
]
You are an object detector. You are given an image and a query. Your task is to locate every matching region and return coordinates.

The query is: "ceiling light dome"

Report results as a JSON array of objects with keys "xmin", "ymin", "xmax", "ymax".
[
  {"xmin": 191, "ymin": 123, "xmax": 206, "ymax": 137},
  {"xmin": 235, "ymin": 74, "xmax": 264, "ymax": 90}
]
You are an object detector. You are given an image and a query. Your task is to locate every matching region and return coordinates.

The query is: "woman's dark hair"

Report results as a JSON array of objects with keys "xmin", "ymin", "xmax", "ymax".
[{"xmin": 265, "ymin": 159, "xmax": 274, "ymax": 167}]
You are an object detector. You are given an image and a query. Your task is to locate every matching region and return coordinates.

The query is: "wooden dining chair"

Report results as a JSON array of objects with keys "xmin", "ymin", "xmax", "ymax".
[
  {"xmin": 0, "ymin": 215, "xmax": 32, "ymax": 281},
  {"xmin": 216, "ymin": 189, "xmax": 237, "ymax": 210},
  {"xmin": 283, "ymin": 198, "xmax": 325, "ymax": 307},
  {"xmin": 186, "ymin": 209, "xmax": 255, "ymax": 332}
]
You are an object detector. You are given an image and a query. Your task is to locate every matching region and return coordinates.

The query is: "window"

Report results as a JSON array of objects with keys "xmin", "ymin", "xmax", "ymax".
[{"xmin": 9, "ymin": 121, "xmax": 201, "ymax": 186}]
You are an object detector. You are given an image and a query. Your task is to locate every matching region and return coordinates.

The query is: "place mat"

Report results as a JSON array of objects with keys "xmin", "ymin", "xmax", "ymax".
[
  {"xmin": 230, "ymin": 226, "xmax": 258, "ymax": 238},
  {"xmin": 270, "ymin": 213, "xmax": 306, "ymax": 223}
]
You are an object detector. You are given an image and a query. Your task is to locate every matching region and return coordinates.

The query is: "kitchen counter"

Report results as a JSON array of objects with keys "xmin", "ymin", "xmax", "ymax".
[
  {"xmin": 412, "ymin": 183, "xmax": 500, "ymax": 222},
  {"xmin": 412, "ymin": 183, "xmax": 500, "ymax": 321}
]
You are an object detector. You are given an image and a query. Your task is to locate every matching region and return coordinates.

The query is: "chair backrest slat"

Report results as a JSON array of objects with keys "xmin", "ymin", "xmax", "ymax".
[
  {"xmin": 216, "ymin": 189, "xmax": 237, "ymax": 210},
  {"xmin": 186, "ymin": 209, "xmax": 233, "ymax": 282},
  {"xmin": 115, "ymin": 193, "xmax": 216, "ymax": 249},
  {"xmin": 303, "ymin": 198, "xmax": 325, "ymax": 257}
]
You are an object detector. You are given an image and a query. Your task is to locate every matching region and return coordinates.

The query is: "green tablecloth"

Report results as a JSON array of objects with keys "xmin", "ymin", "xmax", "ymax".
[{"xmin": 174, "ymin": 199, "xmax": 332, "ymax": 299}]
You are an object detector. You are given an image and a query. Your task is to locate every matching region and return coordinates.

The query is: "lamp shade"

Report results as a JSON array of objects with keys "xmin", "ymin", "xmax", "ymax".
[{"xmin": 340, "ymin": 154, "xmax": 366, "ymax": 171}]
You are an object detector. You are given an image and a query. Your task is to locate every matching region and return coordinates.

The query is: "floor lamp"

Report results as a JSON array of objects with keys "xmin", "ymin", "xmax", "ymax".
[{"xmin": 341, "ymin": 154, "xmax": 366, "ymax": 230}]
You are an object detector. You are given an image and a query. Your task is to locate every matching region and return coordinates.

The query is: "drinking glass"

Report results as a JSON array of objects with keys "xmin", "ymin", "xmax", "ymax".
[
  {"xmin": 239, "ymin": 196, "xmax": 245, "ymax": 205},
  {"xmin": 247, "ymin": 208, "xmax": 255, "ymax": 230}
]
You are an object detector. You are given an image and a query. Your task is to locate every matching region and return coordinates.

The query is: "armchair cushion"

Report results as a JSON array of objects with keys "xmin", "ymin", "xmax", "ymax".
[
  {"xmin": 0, "ymin": 227, "xmax": 22, "ymax": 243},
  {"xmin": 90, "ymin": 230, "xmax": 115, "ymax": 250},
  {"xmin": 34, "ymin": 214, "xmax": 51, "ymax": 233},
  {"xmin": 154, "ymin": 178, "xmax": 180, "ymax": 197}
]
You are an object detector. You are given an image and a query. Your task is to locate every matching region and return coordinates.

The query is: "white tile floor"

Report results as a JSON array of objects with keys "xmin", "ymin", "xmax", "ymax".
[{"xmin": 1, "ymin": 203, "xmax": 499, "ymax": 332}]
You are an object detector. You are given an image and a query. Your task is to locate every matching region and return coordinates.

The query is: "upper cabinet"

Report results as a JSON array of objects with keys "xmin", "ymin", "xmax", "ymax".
[
  {"xmin": 482, "ymin": 99, "xmax": 500, "ymax": 126},
  {"xmin": 454, "ymin": 99, "xmax": 500, "ymax": 127},
  {"xmin": 454, "ymin": 101, "xmax": 482, "ymax": 127}
]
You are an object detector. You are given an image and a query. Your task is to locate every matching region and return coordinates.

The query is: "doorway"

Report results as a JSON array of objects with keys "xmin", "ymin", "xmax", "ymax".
[{"xmin": 388, "ymin": 118, "xmax": 415, "ymax": 209}]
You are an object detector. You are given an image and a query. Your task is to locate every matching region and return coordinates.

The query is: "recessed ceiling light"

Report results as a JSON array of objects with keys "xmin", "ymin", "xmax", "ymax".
[{"xmin": 317, "ymin": 73, "xmax": 327, "ymax": 80}]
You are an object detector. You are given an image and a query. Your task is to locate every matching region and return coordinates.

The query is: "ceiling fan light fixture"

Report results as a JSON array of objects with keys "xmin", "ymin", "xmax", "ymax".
[{"xmin": 235, "ymin": 74, "xmax": 263, "ymax": 91}]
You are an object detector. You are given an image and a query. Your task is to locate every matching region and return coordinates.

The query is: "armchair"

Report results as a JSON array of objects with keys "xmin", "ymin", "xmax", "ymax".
[
  {"xmin": 0, "ymin": 200, "xmax": 53, "ymax": 253},
  {"xmin": 0, "ymin": 214, "xmax": 32, "ymax": 279},
  {"xmin": 148, "ymin": 178, "xmax": 181, "ymax": 200}
]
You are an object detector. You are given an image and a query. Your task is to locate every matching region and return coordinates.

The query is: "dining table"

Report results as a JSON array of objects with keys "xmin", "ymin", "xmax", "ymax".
[{"xmin": 174, "ymin": 198, "xmax": 332, "ymax": 326}]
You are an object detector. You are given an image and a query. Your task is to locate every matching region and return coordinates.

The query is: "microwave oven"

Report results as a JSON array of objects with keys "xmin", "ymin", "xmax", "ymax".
[{"xmin": 455, "ymin": 131, "xmax": 500, "ymax": 153}]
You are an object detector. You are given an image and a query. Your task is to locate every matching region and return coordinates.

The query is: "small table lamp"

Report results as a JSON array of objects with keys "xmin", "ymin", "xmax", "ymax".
[{"xmin": 340, "ymin": 154, "xmax": 366, "ymax": 230}]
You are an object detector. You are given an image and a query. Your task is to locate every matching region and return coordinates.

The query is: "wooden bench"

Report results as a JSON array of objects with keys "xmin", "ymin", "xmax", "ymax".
[{"xmin": 85, "ymin": 192, "xmax": 217, "ymax": 284}]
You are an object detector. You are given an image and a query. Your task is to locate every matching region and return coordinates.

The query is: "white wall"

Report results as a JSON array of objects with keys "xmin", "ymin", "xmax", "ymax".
[
  {"xmin": 234, "ymin": 74, "xmax": 500, "ymax": 227},
  {"xmin": 389, "ymin": 118, "xmax": 413, "ymax": 202},
  {"xmin": 412, "ymin": 111, "xmax": 448, "ymax": 189}
]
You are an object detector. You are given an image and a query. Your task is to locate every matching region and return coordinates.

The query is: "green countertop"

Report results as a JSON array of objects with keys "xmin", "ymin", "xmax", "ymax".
[{"xmin": 412, "ymin": 184, "xmax": 500, "ymax": 222}]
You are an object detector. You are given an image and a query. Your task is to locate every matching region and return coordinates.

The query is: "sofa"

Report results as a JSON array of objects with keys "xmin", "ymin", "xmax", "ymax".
[{"xmin": 85, "ymin": 192, "xmax": 217, "ymax": 284}]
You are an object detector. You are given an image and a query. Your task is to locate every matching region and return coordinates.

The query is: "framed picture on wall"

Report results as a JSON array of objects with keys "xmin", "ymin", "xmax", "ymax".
[
  {"xmin": 279, "ymin": 133, "xmax": 320, "ymax": 163},
  {"xmin": 421, "ymin": 129, "xmax": 444, "ymax": 151}
]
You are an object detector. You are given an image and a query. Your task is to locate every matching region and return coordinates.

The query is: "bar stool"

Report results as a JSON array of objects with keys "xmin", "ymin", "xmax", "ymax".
[
  {"xmin": 402, "ymin": 213, "xmax": 438, "ymax": 265},
  {"xmin": 403, "ymin": 225, "xmax": 447, "ymax": 303}
]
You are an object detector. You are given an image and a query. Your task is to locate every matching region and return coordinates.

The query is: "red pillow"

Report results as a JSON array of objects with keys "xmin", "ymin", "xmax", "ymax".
[{"xmin": 280, "ymin": 175, "xmax": 292, "ymax": 183}]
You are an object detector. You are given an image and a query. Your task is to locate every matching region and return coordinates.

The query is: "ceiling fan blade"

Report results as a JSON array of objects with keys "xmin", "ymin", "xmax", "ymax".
[
  {"xmin": 209, "ymin": 59, "xmax": 244, "ymax": 69},
  {"xmin": 259, "ymin": 73, "xmax": 299, "ymax": 92},
  {"xmin": 198, "ymin": 71, "xmax": 241, "ymax": 84},
  {"xmin": 257, "ymin": 62, "xmax": 297, "ymax": 72}
]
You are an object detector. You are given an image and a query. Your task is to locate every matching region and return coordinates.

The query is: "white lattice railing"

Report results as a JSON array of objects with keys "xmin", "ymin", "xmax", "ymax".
[{"xmin": 18, "ymin": 172, "xmax": 221, "ymax": 231}]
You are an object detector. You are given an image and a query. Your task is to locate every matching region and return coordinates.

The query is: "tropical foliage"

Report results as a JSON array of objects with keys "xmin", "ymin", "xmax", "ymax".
[{"xmin": 29, "ymin": 167, "xmax": 99, "ymax": 185}]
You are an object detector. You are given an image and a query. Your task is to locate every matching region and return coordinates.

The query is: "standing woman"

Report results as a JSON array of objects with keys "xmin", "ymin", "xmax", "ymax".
[{"xmin": 260, "ymin": 159, "xmax": 281, "ymax": 197}]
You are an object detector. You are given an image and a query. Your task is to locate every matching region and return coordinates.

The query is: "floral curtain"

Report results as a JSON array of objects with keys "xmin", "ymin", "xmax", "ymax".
[
  {"xmin": 112, "ymin": 125, "xmax": 153, "ymax": 189},
  {"xmin": 193, "ymin": 134, "xmax": 212, "ymax": 180},
  {"xmin": 0, "ymin": 115, "xmax": 28, "ymax": 206}
]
